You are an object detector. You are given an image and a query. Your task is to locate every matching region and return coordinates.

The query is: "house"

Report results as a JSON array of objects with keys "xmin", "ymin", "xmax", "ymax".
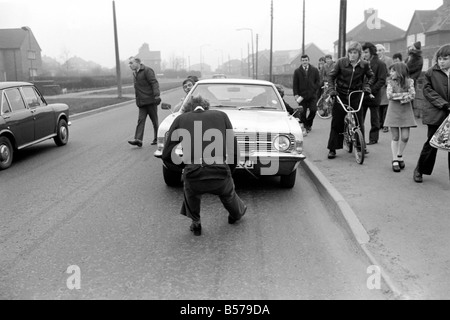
[
  {"xmin": 0, "ymin": 27, "xmax": 42, "ymax": 81},
  {"xmin": 405, "ymin": 0, "xmax": 450, "ymax": 70},
  {"xmin": 135, "ymin": 43, "xmax": 161, "ymax": 74},
  {"xmin": 333, "ymin": 9, "xmax": 406, "ymax": 59}
]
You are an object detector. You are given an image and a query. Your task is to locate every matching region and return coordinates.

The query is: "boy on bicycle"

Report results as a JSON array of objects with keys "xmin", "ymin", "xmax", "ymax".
[{"xmin": 326, "ymin": 42, "xmax": 374, "ymax": 159}]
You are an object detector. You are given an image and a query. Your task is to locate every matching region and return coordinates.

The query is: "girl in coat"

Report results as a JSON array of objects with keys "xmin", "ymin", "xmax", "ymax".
[{"xmin": 384, "ymin": 63, "xmax": 417, "ymax": 172}]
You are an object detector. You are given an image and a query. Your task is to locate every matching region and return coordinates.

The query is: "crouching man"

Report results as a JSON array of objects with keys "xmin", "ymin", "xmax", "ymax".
[{"xmin": 162, "ymin": 95, "xmax": 247, "ymax": 236}]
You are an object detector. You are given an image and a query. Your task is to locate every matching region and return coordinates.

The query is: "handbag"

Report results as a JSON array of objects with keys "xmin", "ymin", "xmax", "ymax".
[{"xmin": 430, "ymin": 114, "xmax": 450, "ymax": 151}]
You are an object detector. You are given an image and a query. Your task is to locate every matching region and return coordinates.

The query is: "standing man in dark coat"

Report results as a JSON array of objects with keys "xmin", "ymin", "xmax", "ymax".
[
  {"xmin": 128, "ymin": 56, "xmax": 161, "ymax": 147},
  {"xmin": 162, "ymin": 96, "xmax": 247, "ymax": 236},
  {"xmin": 361, "ymin": 42, "xmax": 387, "ymax": 145},
  {"xmin": 292, "ymin": 55, "xmax": 321, "ymax": 134},
  {"xmin": 406, "ymin": 41, "xmax": 424, "ymax": 110}
]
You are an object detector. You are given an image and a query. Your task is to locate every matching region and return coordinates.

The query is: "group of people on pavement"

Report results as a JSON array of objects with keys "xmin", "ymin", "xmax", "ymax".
[
  {"xmin": 124, "ymin": 39, "xmax": 449, "ymax": 236},
  {"xmin": 303, "ymin": 41, "xmax": 449, "ymax": 183}
]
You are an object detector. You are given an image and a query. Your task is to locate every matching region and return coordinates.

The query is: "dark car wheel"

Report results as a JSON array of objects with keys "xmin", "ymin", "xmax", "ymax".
[
  {"xmin": 54, "ymin": 119, "xmax": 69, "ymax": 146},
  {"xmin": 163, "ymin": 165, "xmax": 182, "ymax": 187},
  {"xmin": 280, "ymin": 169, "xmax": 297, "ymax": 188},
  {"xmin": 0, "ymin": 136, "xmax": 13, "ymax": 170}
]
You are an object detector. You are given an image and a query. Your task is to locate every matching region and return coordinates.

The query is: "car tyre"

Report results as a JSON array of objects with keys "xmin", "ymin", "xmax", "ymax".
[
  {"xmin": 163, "ymin": 165, "xmax": 182, "ymax": 187},
  {"xmin": 0, "ymin": 136, "xmax": 13, "ymax": 170},
  {"xmin": 54, "ymin": 119, "xmax": 69, "ymax": 146},
  {"xmin": 280, "ymin": 169, "xmax": 297, "ymax": 188}
]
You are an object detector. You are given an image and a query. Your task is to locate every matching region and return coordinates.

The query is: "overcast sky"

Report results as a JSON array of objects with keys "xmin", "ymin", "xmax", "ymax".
[{"xmin": 0, "ymin": 0, "xmax": 444, "ymax": 69}]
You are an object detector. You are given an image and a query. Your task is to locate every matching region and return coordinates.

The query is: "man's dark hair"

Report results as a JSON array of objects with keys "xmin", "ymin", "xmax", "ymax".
[
  {"xmin": 184, "ymin": 95, "xmax": 210, "ymax": 113},
  {"xmin": 362, "ymin": 42, "xmax": 377, "ymax": 56},
  {"xmin": 301, "ymin": 55, "xmax": 309, "ymax": 60},
  {"xmin": 392, "ymin": 53, "xmax": 403, "ymax": 61},
  {"xmin": 325, "ymin": 54, "xmax": 333, "ymax": 60}
]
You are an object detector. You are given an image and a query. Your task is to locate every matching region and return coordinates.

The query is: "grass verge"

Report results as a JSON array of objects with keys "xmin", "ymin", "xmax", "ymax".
[{"xmin": 45, "ymin": 97, "xmax": 134, "ymax": 115}]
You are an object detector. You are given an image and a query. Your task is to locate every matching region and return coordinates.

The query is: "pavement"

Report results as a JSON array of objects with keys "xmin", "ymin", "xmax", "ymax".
[
  {"xmin": 282, "ymin": 89, "xmax": 450, "ymax": 300},
  {"xmin": 68, "ymin": 85, "xmax": 450, "ymax": 299}
]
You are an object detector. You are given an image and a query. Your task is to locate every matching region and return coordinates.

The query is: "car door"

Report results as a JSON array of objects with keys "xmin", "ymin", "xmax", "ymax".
[
  {"xmin": 2, "ymin": 88, "xmax": 35, "ymax": 147},
  {"xmin": 21, "ymin": 86, "xmax": 55, "ymax": 140}
]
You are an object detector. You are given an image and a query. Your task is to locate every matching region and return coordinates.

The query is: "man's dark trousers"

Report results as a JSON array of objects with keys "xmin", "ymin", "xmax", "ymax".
[
  {"xmin": 417, "ymin": 124, "xmax": 450, "ymax": 176},
  {"xmin": 360, "ymin": 103, "xmax": 380, "ymax": 143},
  {"xmin": 300, "ymin": 98, "xmax": 317, "ymax": 131},
  {"xmin": 180, "ymin": 164, "xmax": 246, "ymax": 223},
  {"xmin": 135, "ymin": 103, "xmax": 158, "ymax": 142}
]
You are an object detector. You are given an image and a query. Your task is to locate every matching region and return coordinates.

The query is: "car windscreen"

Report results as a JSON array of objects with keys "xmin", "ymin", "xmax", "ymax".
[{"xmin": 178, "ymin": 84, "xmax": 285, "ymax": 112}]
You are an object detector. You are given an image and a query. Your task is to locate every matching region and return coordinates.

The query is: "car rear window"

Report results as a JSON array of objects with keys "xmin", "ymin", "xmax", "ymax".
[{"xmin": 4, "ymin": 88, "xmax": 27, "ymax": 111}]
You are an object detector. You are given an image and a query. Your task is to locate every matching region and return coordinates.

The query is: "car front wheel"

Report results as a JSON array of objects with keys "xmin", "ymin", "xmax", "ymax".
[
  {"xmin": 0, "ymin": 136, "xmax": 13, "ymax": 170},
  {"xmin": 54, "ymin": 119, "xmax": 69, "ymax": 146},
  {"xmin": 163, "ymin": 165, "xmax": 182, "ymax": 187},
  {"xmin": 280, "ymin": 169, "xmax": 297, "ymax": 188}
]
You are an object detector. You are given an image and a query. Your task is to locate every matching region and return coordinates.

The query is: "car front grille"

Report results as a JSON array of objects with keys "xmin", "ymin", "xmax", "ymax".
[{"xmin": 235, "ymin": 132, "xmax": 295, "ymax": 153}]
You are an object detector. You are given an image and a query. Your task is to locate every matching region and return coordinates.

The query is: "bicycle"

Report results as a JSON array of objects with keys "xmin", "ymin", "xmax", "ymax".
[
  {"xmin": 316, "ymin": 83, "xmax": 333, "ymax": 119},
  {"xmin": 335, "ymin": 90, "xmax": 366, "ymax": 165}
]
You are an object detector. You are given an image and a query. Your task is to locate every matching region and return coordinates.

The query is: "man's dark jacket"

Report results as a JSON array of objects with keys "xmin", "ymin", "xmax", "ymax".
[
  {"xmin": 134, "ymin": 64, "xmax": 160, "ymax": 107},
  {"xmin": 327, "ymin": 57, "xmax": 374, "ymax": 97},
  {"xmin": 365, "ymin": 55, "xmax": 387, "ymax": 106},
  {"xmin": 406, "ymin": 49, "xmax": 424, "ymax": 83},
  {"xmin": 162, "ymin": 109, "xmax": 240, "ymax": 173},
  {"xmin": 293, "ymin": 65, "xmax": 321, "ymax": 101}
]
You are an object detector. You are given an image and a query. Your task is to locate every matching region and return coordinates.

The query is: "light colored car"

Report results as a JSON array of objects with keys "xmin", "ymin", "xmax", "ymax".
[
  {"xmin": 0, "ymin": 82, "xmax": 70, "ymax": 170},
  {"xmin": 212, "ymin": 73, "xmax": 227, "ymax": 79},
  {"xmin": 154, "ymin": 79, "xmax": 305, "ymax": 188}
]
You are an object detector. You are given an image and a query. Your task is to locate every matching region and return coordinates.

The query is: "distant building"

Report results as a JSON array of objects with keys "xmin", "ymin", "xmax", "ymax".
[
  {"xmin": 136, "ymin": 43, "xmax": 161, "ymax": 74},
  {"xmin": 0, "ymin": 27, "xmax": 42, "ymax": 81},
  {"xmin": 405, "ymin": 0, "xmax": 450, "ymax": 70},
  {"xmin": 333, "ymin": 9, "xmax": 406, "ymax": 60}
]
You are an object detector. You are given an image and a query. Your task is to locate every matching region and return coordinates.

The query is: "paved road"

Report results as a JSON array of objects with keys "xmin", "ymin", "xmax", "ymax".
[
  {"xmin": 283, "ymin": 89, "xmax": 450, "ymax": 299},
  {"xmin": 0, "ymin": 89, "xmax": 388, "ymax": 299}
]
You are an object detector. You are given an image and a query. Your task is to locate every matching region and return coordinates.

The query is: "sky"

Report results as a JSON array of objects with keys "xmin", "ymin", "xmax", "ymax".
[{"xmin": 0, "ymin": 0, "xmax": 445, "ymax": 70}]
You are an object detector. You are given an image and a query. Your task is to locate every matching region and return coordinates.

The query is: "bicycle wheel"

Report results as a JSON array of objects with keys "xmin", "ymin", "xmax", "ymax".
[
  {"xmin": 343, "ymin": 122, "xmax": 353, "ymax": 153},
  {"xmin": 353, "ymin": 128, "xmax": 365, "ymax": 164},
  {"xmin": 316, "ymin": 95, "xmax": 333, "ymax": 119}
]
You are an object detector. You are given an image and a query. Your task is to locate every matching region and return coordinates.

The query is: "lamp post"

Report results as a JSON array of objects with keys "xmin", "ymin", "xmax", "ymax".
[
  {"xmin": 269, "ymin": 0, "xmax": 274, "ymax": 82},
  {"xmin": 21, "ymin": 26, "xmax": 34, "ymax": 82},
  {"xmin": 237, "ymin": 28, "xmax": 254, "ymax": 79},
  {"xmin": 112, "ymin": 1, "xmax": 122, "ymax": 98},
  {"xmin": 200, "ymin": 43, "xmax": 210, "ymax": 77}
]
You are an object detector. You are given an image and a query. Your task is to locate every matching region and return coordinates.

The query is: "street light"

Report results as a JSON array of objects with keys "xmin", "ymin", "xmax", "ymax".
[
  {"xmin": 237, "ymin": 28, "xmax": 255, "ymax": 79},
  {"xmin": 21, "ymin": 26, "xmax": 34, "ymax": 82},
  {"xmin": 200, "ymin": 43, "xmax": 210, "ymax": 77}
]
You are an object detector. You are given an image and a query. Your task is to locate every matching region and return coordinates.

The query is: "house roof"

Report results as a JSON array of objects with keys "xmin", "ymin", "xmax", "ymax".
[
  {"xmin": 340, "ymin": 18, "xmax": 406, "ymax": 44},
  {"xmin": 423, "ymin": 5, "xmax": 450, "ymax": 33},
  {"xmin": 0, "ymin": 28, "xmax": 27, "ymax": 49}
]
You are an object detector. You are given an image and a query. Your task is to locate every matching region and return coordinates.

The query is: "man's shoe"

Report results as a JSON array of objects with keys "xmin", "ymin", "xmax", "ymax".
[
  {"xmin": 367, "ymin": 140, "xmax": 378, "ymax": 145},
  {"xmin": 228, "ymin": 206, "xmax": 247, "ymax": 225},
  {"xmin": 151, "ymin": 139, "xmax": 157, "ymax": 145},
  {"xmin": 413, "ymin": 167, "xmax": 423, "ymax": 183},
  {"xmin": 364, "ymin": 149, "xmax": 369, "ymax": 155},
  {"xmin": 328, "ymin": 150, "xmax": 336, "ymax": 159},
  {"xmin": 306, "ymin": 127, "xmax": 312, "ymax": 134},
  {"xmin": 190, "ymin": 221, "xmax": 202, "ymax": 236},
  {"xmin": 128, "ymin": 140, "xmax": 143, "ymax": 147}
]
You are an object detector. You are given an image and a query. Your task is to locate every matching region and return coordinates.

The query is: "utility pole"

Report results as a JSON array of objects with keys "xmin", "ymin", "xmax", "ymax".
[
  {"xmin": 338, "ymin": 0, "xmax": 347, "ymax": 58},
  {"xmin": 302, "ymin": 0, "xmax": 305, "ymax": 55},
  {"xmin": 255, "ymin": 34, "xmax": 259, "ymax": 80},
  {"xmin": 112, "ymin": 1, "xmax": 122, "ymax": 98},
  {"xmin": 269, "ymin": 0, "xmax": 274, "ymax": 83},
  {"xmin": 247, "ymin": 43, "xmax": 251, "ymax": 78}
]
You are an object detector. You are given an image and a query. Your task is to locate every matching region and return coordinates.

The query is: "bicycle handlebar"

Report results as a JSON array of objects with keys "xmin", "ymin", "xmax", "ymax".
[{"xmin": 335, "ymin": 90, "xmax": 365, "ymax": 113}]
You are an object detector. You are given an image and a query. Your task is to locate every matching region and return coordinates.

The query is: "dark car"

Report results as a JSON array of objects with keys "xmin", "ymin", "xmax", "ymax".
[{"xmin": 0, "ymin": 82, "xmax": 70, "ymax": 170}]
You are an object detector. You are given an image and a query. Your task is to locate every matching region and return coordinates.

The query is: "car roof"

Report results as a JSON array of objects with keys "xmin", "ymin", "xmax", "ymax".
[
  {"xmin": 197, "ymin": 78, "xmax": 275, "ymax": 86},
  {"xmin": 0, "ymin": 81, "xmax": 34, "ymax": 90}
]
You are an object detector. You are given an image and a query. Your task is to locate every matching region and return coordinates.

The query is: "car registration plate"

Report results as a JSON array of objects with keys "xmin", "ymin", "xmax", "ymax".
[{"xmin": 239, "ymin": 160, "xmax": 254, "ymax": 169}]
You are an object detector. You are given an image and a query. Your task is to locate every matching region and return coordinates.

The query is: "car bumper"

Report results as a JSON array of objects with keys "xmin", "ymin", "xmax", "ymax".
[{"xmin": 154, "ymin": 150, "xmax": 306, "ymax": 176}]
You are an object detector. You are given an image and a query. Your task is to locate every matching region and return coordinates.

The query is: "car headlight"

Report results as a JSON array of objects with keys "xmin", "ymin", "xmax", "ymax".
[{"xmin": 273, "ymin": 135, "xmax": 291, "ymax": 152}]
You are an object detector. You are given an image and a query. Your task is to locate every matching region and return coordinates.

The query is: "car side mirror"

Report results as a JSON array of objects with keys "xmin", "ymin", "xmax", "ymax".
[{"xmin": 161, "ymin": 102, "xmax": 171, "ymax": 110}]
